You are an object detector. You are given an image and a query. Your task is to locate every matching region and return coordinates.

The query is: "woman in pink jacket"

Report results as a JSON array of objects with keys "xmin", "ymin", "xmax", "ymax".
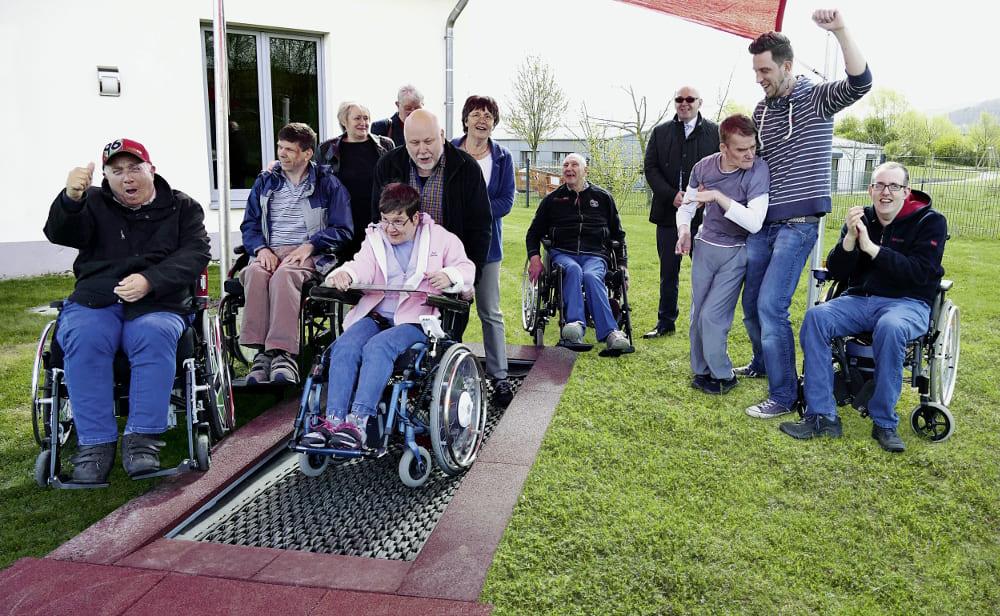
[{"xmin": 303, "ymin": 183, "xmax": 475, "ymax": 450}]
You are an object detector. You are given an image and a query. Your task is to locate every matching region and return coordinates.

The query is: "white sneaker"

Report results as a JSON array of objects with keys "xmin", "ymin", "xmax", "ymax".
[
  {"xmin": 560, "ymin": 321, "xmax": 585, "ymax": 344},
  {"xmin": 605, "ymin": 330, "xmax": 630, "ymax": 351}
]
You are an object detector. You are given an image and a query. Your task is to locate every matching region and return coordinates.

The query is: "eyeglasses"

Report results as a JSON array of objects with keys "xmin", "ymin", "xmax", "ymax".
[
  {"xmin": 380, "ymin": 217, "xmax": 412, "ymax": 231},
  {"xmin": 674, "ymin": 96, "xmax": 699, "ymax": 104},
  {"xmin": 468, "ymin": 110, "xmax": 494, "ymax": 122},
  {"xmin": 870, "ymin": 182, "xmax": 908, "ymax": 193}
]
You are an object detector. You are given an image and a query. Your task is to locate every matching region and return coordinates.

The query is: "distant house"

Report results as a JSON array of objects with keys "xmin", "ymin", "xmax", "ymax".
[{"xmin": 831, "ymin": 137, "xmax": 885, "ymax": 192}]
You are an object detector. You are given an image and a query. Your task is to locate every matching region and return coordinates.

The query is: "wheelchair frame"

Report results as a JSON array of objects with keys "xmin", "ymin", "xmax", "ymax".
[
  {"xmin": 521, "ymin": 238, "xmax": 634, "ymax": 356},
  {"xmin": 803, "ymin": 268, "xmax": 961, "ymax": 442},
  {"xmin": 30, "ymin": 271, "xmax": 235, "ymax": 489},
  {"xmin": 288, "ymin": 286, "xmax": 488, "ymax": 488}
]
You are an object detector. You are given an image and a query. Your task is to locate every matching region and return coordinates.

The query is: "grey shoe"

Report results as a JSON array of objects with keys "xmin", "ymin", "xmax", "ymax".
[
  {"xmin": 604, "ymin": 330, "xmax": 630, "ymax": 352},
  {"xmin": 121, "ymin": 433, "xmax": 165, "ymax": 477},
  {"xmin": 560, "ymin": 321, "xmax": 585, "ymax": 344},
  {"xmin": 745, "ymin": 398, "xmax": 793, "ymax": 419},
  {"xmin": 269, "ymin": 352, "xmax": 299, "ymax": 384},
  {"xmin": 69, "ymin": 442, "xmax": 117, "ymax": 484},
  {"xmin": 246, "ymin": 351, "xmax": 272, "ymax": 385}
]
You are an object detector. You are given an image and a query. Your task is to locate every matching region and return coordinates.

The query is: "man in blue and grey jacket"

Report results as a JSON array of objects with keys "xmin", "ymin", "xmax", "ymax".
[{"xmin": 240, "ymin": 122, "xmax": 353, "ymax": 385}]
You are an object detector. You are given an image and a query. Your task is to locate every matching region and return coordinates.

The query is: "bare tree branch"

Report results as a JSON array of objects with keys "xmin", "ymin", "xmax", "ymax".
[{"xmin": 505, "ymin": 55, "xmax": 569, "ymax": 165}]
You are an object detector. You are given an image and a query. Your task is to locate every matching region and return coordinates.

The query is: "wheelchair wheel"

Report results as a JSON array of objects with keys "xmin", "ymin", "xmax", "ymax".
[
  {"xmin": 429, "ymin": 344, "xmax": 487, "ymax": 476},
  {"xmin": 910, "ymin": 403, "xmax": 954, "ymax": 442},
  {"xmin": 929, "ymin": 301, "xmax": 960, "ymax": 406},
  {"xmin": 219, "ymin": 293, "xmax": 254, "ymax": 366},
  {"xmin": 34, "ymin": 449, "xmax": 54, "ymax": 488},
  {"xmin": 398, "ymin": 446, "xmax": 432, "ymax": 488},
  {"xmin": 521, "ymin": 258, "xmax": 542, "ymax": 335},
  {"xmin": 298, "ymin": 452, "xmax": 330, "ymax": 477},
  {"xmin": 194, "ymin": 432, "xmax": 211, "ymax": 471},
  {"xmin": 202, "ymin": 313, "xmax": 236, "ymax": 440}
]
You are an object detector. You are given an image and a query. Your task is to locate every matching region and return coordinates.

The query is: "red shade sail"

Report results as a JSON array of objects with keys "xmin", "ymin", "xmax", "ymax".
[{"xmin": 614, "ymin": 0, "xmax": 787, "ymax": 38}]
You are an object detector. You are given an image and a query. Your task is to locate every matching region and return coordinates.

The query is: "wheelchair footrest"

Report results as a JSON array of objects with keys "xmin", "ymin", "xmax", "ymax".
[
  {"xmin": 557, "ymin": 340, "xmax": 594, "ymax": 353},
  {"xmin": 50, "ymin": 477, "xmax": 111, "ymax": 490},
  {"xmin": 129, "ymin": 460, "xmax": 193, "ymax": 481},
  {"xmin": 598, "ymin": 345, "xmax": 635, "ymax": 358}
]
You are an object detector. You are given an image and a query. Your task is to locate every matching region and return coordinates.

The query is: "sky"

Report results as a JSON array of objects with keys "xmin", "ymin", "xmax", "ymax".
[{"xmin": 451, "ymin": 0, "xmax": 999, "ymax": 137}]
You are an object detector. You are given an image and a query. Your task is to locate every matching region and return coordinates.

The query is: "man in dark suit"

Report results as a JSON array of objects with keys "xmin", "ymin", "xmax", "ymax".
[{"xmin": 643, "ymin": 86, "xmax": 720, "ymax": 338}]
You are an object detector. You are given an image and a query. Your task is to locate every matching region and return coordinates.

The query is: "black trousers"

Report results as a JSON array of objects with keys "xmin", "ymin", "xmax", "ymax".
[{"xmin": 654, "ymin": 220, "xmax": 698, "ymax": 329}]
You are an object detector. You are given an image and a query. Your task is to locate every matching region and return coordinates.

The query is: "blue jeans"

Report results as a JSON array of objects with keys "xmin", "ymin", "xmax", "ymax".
[
  {"xmin": 325, "ymin": 317, "xmax": 426, "ymax": 419},
  {"xmin": 550, "ymin": 250, "xmax": 617, "ymax": 341},
  {"xmin": 800, "ymin": 294, "xmax": 930, "ymax": 428},
  {"xmin": 742, "ymin": 222, "xmax": 819, "ymax": 407},
  {"xmin": 56, "ymin": 302, "xmax": 186, "ymax": 446}
]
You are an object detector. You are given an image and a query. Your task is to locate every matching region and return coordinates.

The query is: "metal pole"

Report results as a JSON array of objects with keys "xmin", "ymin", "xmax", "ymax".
[
  {"xmin": 807, "ymin": 34, "xmax": 834, "ymax": 309},
  {"xmin": 525, "ymin": 156, "xmax": 531, "ymax": 207},
  {"xmin": 444, "ymin": 0, "xmax": 469, "ymax": 140},
  {"xmin": 213, "ymin": 0, "xmax": 232, "ymax": 298}
]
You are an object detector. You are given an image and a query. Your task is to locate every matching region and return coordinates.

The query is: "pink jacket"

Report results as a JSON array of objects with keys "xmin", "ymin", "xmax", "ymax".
[{"xmin": 325, "ymin": 213, "xmax": 476, "ymax": 330}]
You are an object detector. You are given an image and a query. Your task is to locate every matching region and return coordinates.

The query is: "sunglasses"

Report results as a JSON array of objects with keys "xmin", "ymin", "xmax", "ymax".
[{"xmin": 675, "ymin": 96, "xmax": 699, "ymax": 104}]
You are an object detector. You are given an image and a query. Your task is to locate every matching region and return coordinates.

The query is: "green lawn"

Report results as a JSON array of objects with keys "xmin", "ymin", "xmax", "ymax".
[{"xmin": 1, "ymin": 207, "xmax": 998, "ymax": 615}]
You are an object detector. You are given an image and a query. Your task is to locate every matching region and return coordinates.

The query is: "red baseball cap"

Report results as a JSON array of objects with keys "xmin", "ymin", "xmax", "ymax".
[{"xmin": 102, "ymin": 138, "xmax": 152, "ymax": 165}]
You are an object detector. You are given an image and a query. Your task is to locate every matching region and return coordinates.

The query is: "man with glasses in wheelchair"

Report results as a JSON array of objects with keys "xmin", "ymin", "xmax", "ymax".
[
  {"xmin": 42, "ymin": 139, "xmax": 210, "ymax": 483},
  {"xmin": 302, "ymin": 183, "xmax": 475, "ymax": 450},
  {"xmin": 779, "ymin": 162, "xmax": 947, "ymax": 452},
  {"xmin": 526, "ymin": 154, "xmax": 630, "ymax": 353}
]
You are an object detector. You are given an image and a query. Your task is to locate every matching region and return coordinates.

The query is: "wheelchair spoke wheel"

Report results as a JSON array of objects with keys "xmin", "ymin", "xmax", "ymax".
[
  {"xmin": 429, "ymin": 344, "xmax": 487, "ymax": 476},
  {"xmin": 910, "ymin": 403, "xmax": 954, "ymax": 442},
  {"xmin": 521, "ymin": 259, "xmax": 542, "ymax": 334},
  {"xmin": 219, "ymin": 294, "xmax": 254, "ymax": 367},
  {"xmin": 203, "ymin": 314, "xmax": 236, "ymax": 440},
  {"xmin": 929, "ymin": 302, "xmax": 960, "ymax": 407}
]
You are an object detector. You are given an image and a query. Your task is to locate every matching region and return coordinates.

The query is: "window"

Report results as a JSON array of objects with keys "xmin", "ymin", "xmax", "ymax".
[{"xmin": 203, "ymin": 27, "xmax": 324, "ymax": 206}]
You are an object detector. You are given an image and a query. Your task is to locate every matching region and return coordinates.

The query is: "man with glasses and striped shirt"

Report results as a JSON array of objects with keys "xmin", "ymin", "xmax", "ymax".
[{"xmin": 740, "ymin": 8, "xmax": 873, "ymax": 420}]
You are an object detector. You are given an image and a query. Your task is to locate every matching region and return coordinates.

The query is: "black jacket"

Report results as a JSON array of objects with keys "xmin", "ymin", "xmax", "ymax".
[
  {"xmin": 44, "ymin": 175, "xmax": 211, "ymax": 319},
  {"xmin": 826, "ymin": 190, "xmax": 946, "ymax": 306},
  {"xmin": 316, "ymin": 132, "xmax": 395, "ymax": 174},
  {"xmin": 371, "ymin": 113, "xmax": 406, "ymax": 147},
  {"xmin": 525, "ymin": 183, "xmax": 627, "ymax": 265},
  {"xmin": 644, "ymin": 113, "xmax": 720, "ymax": 227},
  {"xmin": 372, "ymin": 141, "xmax": 493, "ymax": 277}
]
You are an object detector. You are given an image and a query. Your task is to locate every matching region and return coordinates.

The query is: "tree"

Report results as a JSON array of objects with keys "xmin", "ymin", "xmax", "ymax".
[
  {"xmin": 835, "ymin": 115, "xmax": 866, "ymax": 142},
  {"xmin": 505, "ymin": 55, "xmax": 569, "ymax": 166},
  {"xmin": 865, "ymin": 88, "xmax": 909, "ymax": 138},
  {"xmin": 967, "ymin": 112, "xmax": 1000, "ymax": 167},
  {"xmin": 584, "ymin": 85, "xmax": 669, "ymax": 160},
  {"xmin": 574, "ymin": 103, "xmax": 642, "ymax": 208}
]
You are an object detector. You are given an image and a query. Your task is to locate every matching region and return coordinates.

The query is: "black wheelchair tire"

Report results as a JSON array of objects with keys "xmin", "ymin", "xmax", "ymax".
[{"xmin": 34, "ymin": 449, "xmax": 53, "ymax": 488}]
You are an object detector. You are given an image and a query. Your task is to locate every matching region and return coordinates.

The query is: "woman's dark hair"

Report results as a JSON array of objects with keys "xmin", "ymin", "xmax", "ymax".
[
  {"xmin": 748, "ymin": 31, "xmax": 794, "ymax": 64},
  {"xmin": 461, "ymin": 95, "xmax": 501, "ymax": 133},
  {"xmin": 719, "ymin": 114, "xmax": 757, "ymax": 144},
  {"xmin": 378, "ymin": 182, "xmax": 421, "ymax": 218}
]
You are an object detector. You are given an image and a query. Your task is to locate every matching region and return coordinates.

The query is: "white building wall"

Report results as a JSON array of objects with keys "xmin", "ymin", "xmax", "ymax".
[{"xmin": 0, "ymin": 0, "xmax": 453, "ymax": 277}]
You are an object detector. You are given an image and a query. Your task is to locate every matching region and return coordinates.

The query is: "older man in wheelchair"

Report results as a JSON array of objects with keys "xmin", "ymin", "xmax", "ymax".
[
  {"xmin": 779, "ymin": 162, "xmax": 950, "ymax": 453},
  {"xmin": 287, "ymin": 183, "xmax": 485, "ymax": 487},
  {"xmin": 38, "ymin": 138, "xmax": 212, "ymax": 486},
  {"xmin": 525, "ymin": 153, "xmax": 632, "ymax": 355}
]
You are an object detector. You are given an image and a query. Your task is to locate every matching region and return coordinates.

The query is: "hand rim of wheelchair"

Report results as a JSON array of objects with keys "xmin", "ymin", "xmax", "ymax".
[
  {"xmin": 928, "ymin": 301, "xmax": 959, "ymax": 407},
  {"xmin": 520, "ymin": 258, "xmax": 542, "ymax": 334},
  {"xmin": 909, "ymin": 402, "xmax": 954, "ymax": 442},
  {"xmin": 430, "ymin": 343, "xmax": 487, "ymax": 476},
  {"xmin": 202, "ymin": 313, "xmax": 236, "ymax": 440},
  {"xmin": 32, "ymin": 320, "xmax": 73, "ymax": 449},
  {"xmin": 219, "ymin": 292, "xmax": 254, "ymax": 366}
]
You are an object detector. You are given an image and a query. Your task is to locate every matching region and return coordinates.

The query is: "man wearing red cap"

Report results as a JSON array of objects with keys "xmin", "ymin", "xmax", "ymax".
[{"xmin": 44, "ymin": 139, "xmax": 210, "ymax": 485}]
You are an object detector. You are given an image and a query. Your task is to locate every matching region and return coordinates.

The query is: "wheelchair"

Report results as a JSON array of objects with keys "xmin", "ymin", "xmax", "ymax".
[
  {"xmin": 218, "ymin": 245, "xmax": 345, "ymax": 380},
  {"xmin": 520, "ymin": 238, "xmax": 634, "ymax": 356},
  {"xmin": 800, "ymin": 268, "xmax": 961, "ymax": 442},
  {"xmin": 30, "ymin": 269, "xmax": 235, "ymax": 489},
  {"xmin": 288, "ymin": 285, "xmax": 488, "ymax": 488}
]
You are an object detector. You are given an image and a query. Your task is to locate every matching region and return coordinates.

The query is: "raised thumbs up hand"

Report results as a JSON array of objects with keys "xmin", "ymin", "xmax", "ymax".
[{"xmin": 65, "ymin": 162, "xmax": 95, "ymax": 202}]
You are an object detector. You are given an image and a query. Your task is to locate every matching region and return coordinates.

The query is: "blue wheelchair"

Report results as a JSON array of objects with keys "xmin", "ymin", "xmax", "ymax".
[{"xmin": 288, "ymin": 285, "xmax": 488, "ymax": 488}]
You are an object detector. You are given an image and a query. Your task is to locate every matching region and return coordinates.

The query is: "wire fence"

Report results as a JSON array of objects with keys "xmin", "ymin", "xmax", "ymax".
[{"xmin": 529, "ymin": 157, "xmax": 1000, "ymax": 239}]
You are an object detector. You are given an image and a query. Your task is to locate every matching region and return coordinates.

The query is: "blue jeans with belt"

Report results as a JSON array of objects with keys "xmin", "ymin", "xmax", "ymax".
[
  {"xmin": 741, "ymin": 221, "xmax": 819, "ymax": 407},
  {"xmin": 57, "ymin": 302, "xmax": 186, "ymax": 445},
  {"xmin": 800, "ymin": 294, "xmax": 930, "ymax": 428}
]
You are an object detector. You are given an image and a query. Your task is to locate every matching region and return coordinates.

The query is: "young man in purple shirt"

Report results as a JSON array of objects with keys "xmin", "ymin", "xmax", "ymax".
[{"xmin": 676, "ymin": 115, "xmax": 770, "ymax": 394}]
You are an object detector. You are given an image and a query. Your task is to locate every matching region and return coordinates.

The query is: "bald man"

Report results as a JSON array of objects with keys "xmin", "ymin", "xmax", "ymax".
[
  {"xmin": 643, "ymin": 86, "xmax": 720, "ymax": 339},
  {"xmin": 371, "ymin": 109, "xmax": 492, "ymax": 280}
]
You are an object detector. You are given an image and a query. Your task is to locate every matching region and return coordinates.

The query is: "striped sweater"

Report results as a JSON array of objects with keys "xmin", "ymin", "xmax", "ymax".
[{"xmin": 753, "ymin": 67, "xmax": 872, "ymax": 222}]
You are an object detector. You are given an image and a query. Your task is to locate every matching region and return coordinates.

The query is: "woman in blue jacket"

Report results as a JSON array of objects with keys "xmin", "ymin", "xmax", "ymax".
[{"xmin": 452, "ymin": 95, "xmax": 515, "ymax": 406}]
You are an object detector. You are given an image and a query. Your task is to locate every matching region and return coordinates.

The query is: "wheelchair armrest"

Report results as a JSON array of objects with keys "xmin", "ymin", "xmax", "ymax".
[
  {"xmin": 233, "ymin": 245, "xmax": 246, "ymax": 255},
  {"xmin": 49, "ymin": 299, "xmax": 66, "ymax": 310},
  {"xmin": 309, "ymin": 286, "xmax": 363, "ymax": 305},
  {"xmin": 425, "ymin": 294, "xmax": 470, "ymax": 314},
  {"xmin": 541, "ymin": 237, "xmax": 552, "ymax": 249},
  {"xmin": 812, "ymin": 268, "xmax": 830, "ymax": 283},
  {"xmin": 610, "ymin": 240, "xmax": 621, "ymax": 249},
  {"xmin": 224, "ymin": 279, "xmax": 244, "ymax": 296},
  {"xmin": 939, "ymin": 279, "xmax": 953, "ymax": 292}
]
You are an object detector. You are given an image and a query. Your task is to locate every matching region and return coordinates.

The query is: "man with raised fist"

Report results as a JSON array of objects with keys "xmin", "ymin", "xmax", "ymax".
[{"xmin": 44, "ymin": 138, "xmax": 210, "ymax": 485}]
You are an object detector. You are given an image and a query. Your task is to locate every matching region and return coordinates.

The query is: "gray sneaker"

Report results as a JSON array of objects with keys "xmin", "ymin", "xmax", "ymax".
[
  {"xmin": 269, "ymin": 352, "xmax": 299, "ymax": 384},
  {"xmin": 560, "ymin": 321, "xmax": 585, "ymax": 344},
  {"xmin": 745, "ymin": 398, "xmax": 792, "ymax": 419},
  {"xmin": 246, "ymin": 351, "xmax": 272, "ymax": 385},
  {"xmin": 604, "ymin": 330, "xmax": 630, "ymax": 352}
]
